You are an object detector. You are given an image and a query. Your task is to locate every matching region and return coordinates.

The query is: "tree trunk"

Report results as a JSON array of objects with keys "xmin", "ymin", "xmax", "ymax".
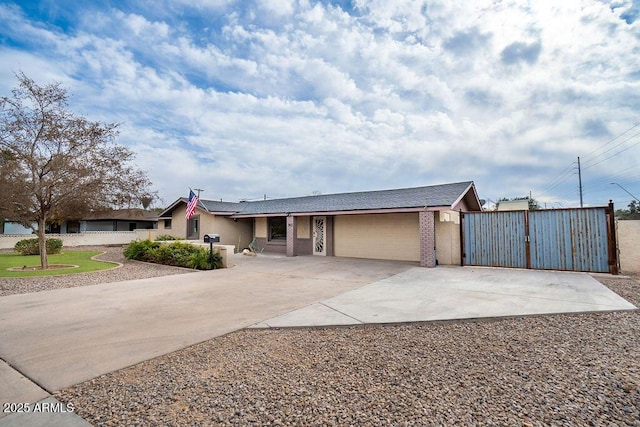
[{"xmin": 38, "ymin": 218, "xmax": 48, "ymax": 269}]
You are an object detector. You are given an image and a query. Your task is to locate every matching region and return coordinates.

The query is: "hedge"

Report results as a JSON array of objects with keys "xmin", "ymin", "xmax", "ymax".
[{"xmin": 123, "ymin": 240, "xmax": 221, "ymax": 270}]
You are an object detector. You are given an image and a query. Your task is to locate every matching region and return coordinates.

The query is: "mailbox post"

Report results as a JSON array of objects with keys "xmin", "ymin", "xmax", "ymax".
[
  {"xmin": 209, "ymin": 240, "xmax": 214, "ymax": 269},
  {"xmin": 204, "ymin": 234, "xmax": 220, "ymax": 269}
]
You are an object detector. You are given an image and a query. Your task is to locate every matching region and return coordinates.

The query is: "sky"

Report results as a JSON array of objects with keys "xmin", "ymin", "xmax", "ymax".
[{"xmin": 0, "ymin": 0, "xmax": 639, "ymax": 210}]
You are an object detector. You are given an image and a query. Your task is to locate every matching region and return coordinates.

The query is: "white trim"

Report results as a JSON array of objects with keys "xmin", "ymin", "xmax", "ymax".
[{"xmin": 232, "ymin": 206, "xmax": 456, "ymax": 219}]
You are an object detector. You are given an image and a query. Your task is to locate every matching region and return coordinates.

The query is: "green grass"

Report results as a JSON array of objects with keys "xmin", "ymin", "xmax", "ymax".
[{"xmin": 0, "ymin": 251, "xmax": 119, "ymax": 278}]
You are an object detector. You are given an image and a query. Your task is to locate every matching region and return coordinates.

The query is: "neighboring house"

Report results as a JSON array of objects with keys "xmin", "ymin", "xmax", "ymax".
[
  {"xmin": 60, "ymin": 209, "xmax": 157, "ymax": 233},
  {"xmin": 157, "ymin": 181, "xmax": 482, "ymax": 267},
  {"xmin": 2, "ymin": 221, "xmax": 32, "ymax": 235},
  {"xmin": 497, "ymin": 199, "xmax": 529, "ymax": 211},
  {"xmin": 1, "ymin": 209, "xmax": 157, "ymax": 235}
]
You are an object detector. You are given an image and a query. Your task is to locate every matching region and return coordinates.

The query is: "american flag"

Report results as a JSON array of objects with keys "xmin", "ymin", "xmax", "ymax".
[{"xmin": 186, "ymin": 190, "xmax": 199, "ymax": 220}]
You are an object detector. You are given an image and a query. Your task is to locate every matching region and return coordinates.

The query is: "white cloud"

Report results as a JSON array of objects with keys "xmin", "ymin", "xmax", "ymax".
[{"xmin": 0, "ymin": 0, "xmax": 638, "ymax": 206}]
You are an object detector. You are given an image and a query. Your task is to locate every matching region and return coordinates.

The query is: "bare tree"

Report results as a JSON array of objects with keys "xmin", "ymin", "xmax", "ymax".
[{"xmin": 0, "ymin": 72, "xmax": 154, "ymax": 268}]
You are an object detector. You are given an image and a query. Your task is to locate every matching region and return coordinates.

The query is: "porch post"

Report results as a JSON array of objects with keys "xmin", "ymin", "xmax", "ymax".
[
  {"xmin": 419, "ymin": 211, "xmax": 436, "ymax": 267},
  {"xmin": 286, "ymin": 215, "xmax": 297, "ymax": 257}
]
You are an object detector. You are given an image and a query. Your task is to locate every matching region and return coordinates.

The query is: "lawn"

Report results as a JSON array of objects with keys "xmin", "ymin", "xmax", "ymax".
[{"xmin": 0, "ymin": 251, "xmax": 119, "ymax": 278}]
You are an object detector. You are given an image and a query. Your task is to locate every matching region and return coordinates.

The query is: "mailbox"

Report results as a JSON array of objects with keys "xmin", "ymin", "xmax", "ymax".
[{"xmin": 204, "ymin": 233, "xmax": 220, "ymax": 243}]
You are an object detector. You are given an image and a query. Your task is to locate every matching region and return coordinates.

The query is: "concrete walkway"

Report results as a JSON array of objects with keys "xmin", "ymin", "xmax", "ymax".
[
  {"xmin": 251, "ymin": 266, "xmax": 636, "ymax": 327},
  {"xmin": 0, "ymin": 255, "xmax": 635, "ymax": 426}
]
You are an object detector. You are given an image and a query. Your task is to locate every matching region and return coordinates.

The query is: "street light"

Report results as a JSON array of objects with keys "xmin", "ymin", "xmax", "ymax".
[{"xmin": 610, "ymin": 182, "xmax": 640, "ymax": 202}]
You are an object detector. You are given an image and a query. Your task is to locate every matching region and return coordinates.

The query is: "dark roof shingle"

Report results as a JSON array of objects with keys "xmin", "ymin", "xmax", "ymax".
[
  {"xmin": 161, "ymin": 181, "xmax": 477, "ymax": 217},
  {"xmin": 199, "ymin": 200, "xmax": 246, "ymax": 213},
  {"xmin": 233, "ymin": 181, "xmax": 474, "ymax": 215}
]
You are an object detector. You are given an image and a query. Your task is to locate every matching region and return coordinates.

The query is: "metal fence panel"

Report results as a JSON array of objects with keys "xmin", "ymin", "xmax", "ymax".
[
  {"xmin": 463, "ymin": 211, "xmax": 527, "ymax": 268},
  {"xmin": 529, "ymin": 208, "xmax": 609, "ymax": 272}
]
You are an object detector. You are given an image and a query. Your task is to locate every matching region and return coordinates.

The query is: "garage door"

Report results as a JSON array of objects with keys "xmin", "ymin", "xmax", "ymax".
[{"xmin": 334, "ymin": 213, "xmax": 420, "ymax": 261}]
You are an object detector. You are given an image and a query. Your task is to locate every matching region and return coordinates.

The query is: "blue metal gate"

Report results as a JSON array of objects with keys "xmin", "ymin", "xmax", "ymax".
[
  {"xmin": 463, "ymin": 211, "xmax": 527, "ymax": 268},
  {"xmin": 462, "ymin": 204, "xmax": 617, "ymax": 273},
  {"xmin": 529, "ymin": 209, "xmax": 610, "ymax": 272}
]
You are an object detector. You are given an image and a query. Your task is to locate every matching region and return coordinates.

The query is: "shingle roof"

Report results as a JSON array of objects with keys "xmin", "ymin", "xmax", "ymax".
[
  {"xmin": 160, "ymin": 181, "xmax": 478, "ymax": 217},
  {"xmin": 232, "ymin": 181, "xmax": 475, "ymax": 215},
  {"xmin": 199, "ymin": 200, "xmax": 245, "ymax": 213}
]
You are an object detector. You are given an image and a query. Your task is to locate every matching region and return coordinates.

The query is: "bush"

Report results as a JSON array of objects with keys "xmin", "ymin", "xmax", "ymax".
[
  {"xmin": 14, "ymin": 238, "xmax": 63, "ymax": 255},
  {"xmin": 149, "ymin": 242, "xmax": 194, "ymax": 266},
  {"xmin": 123, "ymin": 239, "xmax": 160, "ymax": 261},
  {"xmin": 187, "ymin": 247, "xmax": 221, "ymax": 270},
  {"xmin": 155, "ymin": 234, "xmax": 182, "ymax": 241},
  {"xmin": 47, "ymin": 238, "xmax": 63, "ymax": 254},
  {"xmin": 123, "ymin": 240, "xmax": 221, "ymax": 270}
]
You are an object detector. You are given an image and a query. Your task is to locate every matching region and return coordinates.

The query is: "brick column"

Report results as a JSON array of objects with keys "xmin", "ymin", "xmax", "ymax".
[
  {"xmin": 286, "ymin": 216, "xmax": 296, "ymax": 257},
  {"xmin": 419, "ymin": 211, "xmax": 436, "ymax": 267}
]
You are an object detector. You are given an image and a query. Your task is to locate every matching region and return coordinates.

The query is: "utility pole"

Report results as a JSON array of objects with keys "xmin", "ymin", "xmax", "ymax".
[{"xmin": 577, "ymin": 157, "xmax": 583, "ymax": 208}]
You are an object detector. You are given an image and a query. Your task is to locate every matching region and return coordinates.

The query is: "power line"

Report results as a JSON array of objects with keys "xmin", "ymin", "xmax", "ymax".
[
  {"xmin": 533, "ymin": 119, "xmax": 640, "ymax": 204},
  {"xmin": 583, "ymin": 137, "xmax": 640, "ymax": 170},
  {"xmin": 538, "ymin": 163, "xmax": 576, "ymax": 193},
  {"xmin": 581, "ymin": 119, "xmax": 640, "ymax": 162},
  {"xmin": 579, "ymin": 164, "xmax": 638, "ymax": 195}
]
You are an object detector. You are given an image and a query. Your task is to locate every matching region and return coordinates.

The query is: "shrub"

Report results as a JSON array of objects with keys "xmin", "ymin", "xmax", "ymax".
[
  {"xmin": 14, "ymin": 238, "xmax": 63, "ymax": 255},
  {"xmin": 155, "ymin": 234, "xmax": 182, "ymax": 241},
  {"xmin": 123, "ymin": 239, "xmax": 160, "ymax": 261},
  {"xmin": 15, "ymin": 239, "xmax": 40, "ymax": 255},
  {"xmin": 47, "ymin": 238, "xmax": 63, "ymax": 254},
  {"xmin": 188, "ymin": 246, "xmax": 222, "ymax": 270},
  {"xmin": 123, "ymin": 240, "xmax": 221, "ymax": 270},
  {"xmin": 149, "ymin": 242, "xmax": 194, "ymax": 266}
]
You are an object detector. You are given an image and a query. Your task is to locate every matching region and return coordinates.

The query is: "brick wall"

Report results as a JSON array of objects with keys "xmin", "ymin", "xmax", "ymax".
[
  {"xmin": 419, "ymin": 211, "xmax": 436, "ymax": 267},
  {"xmin": 287, "ymin": 216, "xmax": 296, "ymax": 256}
]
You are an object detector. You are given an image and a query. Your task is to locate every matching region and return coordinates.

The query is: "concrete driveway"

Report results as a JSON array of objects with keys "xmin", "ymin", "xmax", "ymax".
[
  {"xmin": 251, "ymin": 265, "xmax": 636, "ymax": 327},
  {"xmin": 0, "ymin": 256, "xmax": 414, "ymax": 398},
  {"xmin": 0, "ymin": 254, "xmax": 635, "ymax": 426}
]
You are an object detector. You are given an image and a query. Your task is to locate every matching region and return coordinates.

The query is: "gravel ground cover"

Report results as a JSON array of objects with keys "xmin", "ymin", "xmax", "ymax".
[
  {"xmin": 0, "ymin": 246, "xmax": 190, "ymax": 297},
  {"xmin": 53, "ymin": 272, "xmax": 639, "ymax": 426}
]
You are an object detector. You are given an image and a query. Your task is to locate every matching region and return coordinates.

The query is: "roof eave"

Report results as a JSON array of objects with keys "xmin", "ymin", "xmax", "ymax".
[
  {"xmin": 208, "ymin": 211, "xmax": 237, "ymax": 216},
  {"xmin": 159, "ymin": 198, "xmax": 215, "ymax": 217},
  {"xmin": 231, "ymin": 206, "xmax": 456, "ymax": 218},
  {"xmin": 450, "ymin": 182, "xmax": 482, "ymax": 211},
  {"xmin": 157, "ymin": 198, "xmax": 187, "ymax": 217}
]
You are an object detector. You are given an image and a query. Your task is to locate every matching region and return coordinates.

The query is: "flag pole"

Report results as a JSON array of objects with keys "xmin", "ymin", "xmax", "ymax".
[{"xmin": 193, "ymin": 188, "xmax": 205, "ymax": 209}]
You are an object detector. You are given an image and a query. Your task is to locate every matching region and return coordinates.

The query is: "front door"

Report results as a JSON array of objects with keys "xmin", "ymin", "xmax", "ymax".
[
  {"xmin": 313, "ymin": 216, "xmax": 326, "ymax": 256},
  {"xmin": 187, "ymin": 215, "xmax": 200, "ymax": 240}
]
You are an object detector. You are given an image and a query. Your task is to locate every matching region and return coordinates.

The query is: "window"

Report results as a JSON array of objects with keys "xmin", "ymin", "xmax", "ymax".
[
  {"xmin": 164, "ymin": 219, "xmax": 172, "ymax": 229},
  {"xmin": 67, "ymin": 221, "xmax": 80, "ymax": 233},
  {"xmin": 268, "ymin": 217, "xmax": 286, "ymax": 240},
  {"xmin": 45, "ymin": 223, "xmax": 61, "ymax": 233}
]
